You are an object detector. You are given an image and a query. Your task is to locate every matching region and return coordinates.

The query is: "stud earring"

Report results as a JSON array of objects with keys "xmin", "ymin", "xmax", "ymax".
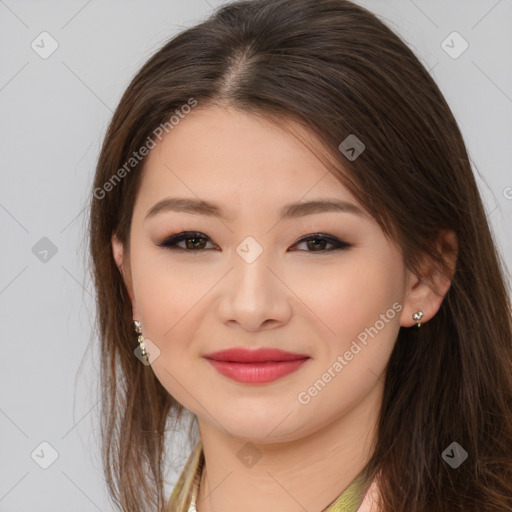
[
  {"xmin": 412, "ymin": 311, "xmax": 424, "ymax": 328},
  {"xmin": 134, "ymin": 319, "xmax": 149, "ymax": 360}
]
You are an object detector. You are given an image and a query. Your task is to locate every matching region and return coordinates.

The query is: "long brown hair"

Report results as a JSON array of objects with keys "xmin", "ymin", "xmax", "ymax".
[{"xmin": 86, "ymin": 0, "xmax": 512, "ymax": 510}]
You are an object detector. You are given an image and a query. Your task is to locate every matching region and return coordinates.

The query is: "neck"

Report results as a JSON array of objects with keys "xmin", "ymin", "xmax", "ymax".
[{"xmin": 195, "ymin": 381, "xmax": 382, "ymax": 512}]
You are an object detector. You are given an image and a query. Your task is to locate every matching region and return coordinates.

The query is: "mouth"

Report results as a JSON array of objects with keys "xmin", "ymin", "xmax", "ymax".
[
  {"xmin": 202, "ymin": 347, "xmax": 310, "ymax": 363},
  {"xmin": 202, "ymin": 347, "xmax": 311, "ymax": 384}
]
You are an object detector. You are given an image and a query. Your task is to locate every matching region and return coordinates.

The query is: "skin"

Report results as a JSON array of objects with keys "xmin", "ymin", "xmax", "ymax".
[{"xmin": 112, "ymin": 105, "xmax": 457, "ymax": 512}]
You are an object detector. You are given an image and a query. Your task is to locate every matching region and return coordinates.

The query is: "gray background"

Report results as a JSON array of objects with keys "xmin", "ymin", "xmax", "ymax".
[{"xmin": 1, "ymin": 0, "xmax": 511, "ymax": 511}]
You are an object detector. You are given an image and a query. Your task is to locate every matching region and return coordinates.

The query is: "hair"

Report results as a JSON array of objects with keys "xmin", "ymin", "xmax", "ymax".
[{"xmin": 86, "ymin": 0, "xmax": 512, "ymax": 510}]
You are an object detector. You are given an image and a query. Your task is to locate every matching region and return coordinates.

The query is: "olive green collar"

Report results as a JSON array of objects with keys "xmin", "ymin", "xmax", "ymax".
[{"xmin": 170, "ymin": 440, "xmax": 369, "ymax": 512}]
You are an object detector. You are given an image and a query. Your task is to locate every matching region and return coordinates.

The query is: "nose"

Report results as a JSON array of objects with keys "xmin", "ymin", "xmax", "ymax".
[{"xmin": 216, "ymin": 247, "xmax": 293, "ymax": 332}]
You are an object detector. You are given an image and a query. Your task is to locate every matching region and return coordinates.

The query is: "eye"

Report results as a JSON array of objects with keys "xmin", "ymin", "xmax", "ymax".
[
  {"xmin": 157, "ymin": 231, "xmax": 215, "ymax": 251},
  {"xmin": 157, "ymin": 231, "xmax": 351, "ymax": 253},
  {"xmin": 290, "ymin": 233, "xmax": 352, "ymax": 252}
]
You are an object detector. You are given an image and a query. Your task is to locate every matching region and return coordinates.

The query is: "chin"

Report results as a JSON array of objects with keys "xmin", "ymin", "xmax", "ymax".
[{"xmin": 208, "ymin": 406, "xmax": 308, "ymax": 443}]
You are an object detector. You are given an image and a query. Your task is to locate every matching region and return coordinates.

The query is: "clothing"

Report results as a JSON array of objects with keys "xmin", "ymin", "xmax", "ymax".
[{"xmin": 168, "ymin": 440, "xmax": 381, "ymax": 512}]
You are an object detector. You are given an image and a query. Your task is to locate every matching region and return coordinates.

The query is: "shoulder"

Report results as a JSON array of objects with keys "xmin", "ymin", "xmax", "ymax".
[
  {"xmin": 167, "ymin": 440, "xmax": 203, "ymax": 512},
  {"xmin": 356, "ymin": 472, "xmax": 381, "ymax": 512}
]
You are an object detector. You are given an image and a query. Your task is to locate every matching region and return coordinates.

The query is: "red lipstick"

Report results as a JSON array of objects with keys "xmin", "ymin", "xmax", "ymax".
[{"xmin": 202, "ymin": 348, "xmax": 310, "ymax": 384}]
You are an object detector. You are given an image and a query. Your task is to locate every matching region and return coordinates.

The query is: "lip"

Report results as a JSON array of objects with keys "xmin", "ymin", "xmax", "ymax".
[
  {"xmin": 202, "ymin": 347, "xmax": 310, "ymax": 363},
  {"xmin": 202, "ymin": 348, "xmax": 311, "ymax": 384}
]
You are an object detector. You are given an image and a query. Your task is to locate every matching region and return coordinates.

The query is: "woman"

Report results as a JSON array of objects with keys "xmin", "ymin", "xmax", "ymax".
[{"xmin": 87, "ymin": 0, "xmax": 512, "ymax": 511}]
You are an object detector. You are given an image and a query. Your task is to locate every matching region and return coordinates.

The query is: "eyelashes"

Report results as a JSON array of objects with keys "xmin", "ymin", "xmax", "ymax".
[
  {"xmin": 157, "ymin": 231, "xmax": 213, "ymax": 251},
  {"xmin": 156, "ymin": 231, "xmax": 352, "ymax": 253}
]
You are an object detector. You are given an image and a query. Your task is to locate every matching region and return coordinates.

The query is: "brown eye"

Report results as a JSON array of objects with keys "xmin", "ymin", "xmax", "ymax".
[
  {"xmin": 183, "ymin": 236, "xmax": 207, "ymax": 250},
  {"xmin": 291, "ymin": 234, "xmax": 352, "ymax": 252},
  {"xmin": 157, "ymin": 232, "xmax": 351, "ymax": 253},
  {"xmin": 157, "ymin": 232, "xmax": 214, "ymax": 251}
]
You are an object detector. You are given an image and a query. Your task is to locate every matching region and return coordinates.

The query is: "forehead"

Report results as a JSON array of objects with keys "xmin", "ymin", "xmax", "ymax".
[{"xmin": 136, "ymin": 105, "xmax": 365, "ymax": 220}]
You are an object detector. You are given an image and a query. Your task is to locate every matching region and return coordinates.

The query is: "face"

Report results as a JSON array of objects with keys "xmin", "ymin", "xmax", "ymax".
[{"xmin": 113, "ymin": 105, "xmax": 418, "ymax": 442}]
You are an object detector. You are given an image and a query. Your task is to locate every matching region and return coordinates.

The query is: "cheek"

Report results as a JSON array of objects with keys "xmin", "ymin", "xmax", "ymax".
[
  {"xmin": 302, "ymin": 253, "xmax": 401, "ymax": 321},
  {"xmin": 292, "ymin": 258, "xmax": 403, "ymax": 420},
  {"xmin": 132, "ymin": 262, "xmax": 208, "ymax": 404},
  {"xmin": 292, "ymin": 250, "xmax": 404, "ymax": 363},
  {"xmin": 136, "ymin": 281, "xmax": 202, "ymax": 354},
  {"xmin": 128, "ymin": 246, "xmax": 203, "ymax": 349}
]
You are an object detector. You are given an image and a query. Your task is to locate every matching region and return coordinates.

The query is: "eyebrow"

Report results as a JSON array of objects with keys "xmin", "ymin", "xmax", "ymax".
[{"xmin": 144, "ymin": 197, "xmax": 365, "ymax": 222}]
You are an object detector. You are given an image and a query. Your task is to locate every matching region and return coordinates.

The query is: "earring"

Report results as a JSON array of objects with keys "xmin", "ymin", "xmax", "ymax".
[
  {"xmin": 134, "ymin": 319, "xmax": 148, "ymax": 359},
  {"xmin": 412, "ymin": 311, "xmax": 424, "ymax": 328}
]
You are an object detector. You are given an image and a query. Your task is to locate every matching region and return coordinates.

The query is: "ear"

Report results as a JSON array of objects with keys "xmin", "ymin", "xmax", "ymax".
[
  {"xmin": 400, "ymin": 229, "xmax": 458, "ymax": 327},
  {"xmin": 111, "ymin": 232, "xmax": 140, "ymax": 320}
]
